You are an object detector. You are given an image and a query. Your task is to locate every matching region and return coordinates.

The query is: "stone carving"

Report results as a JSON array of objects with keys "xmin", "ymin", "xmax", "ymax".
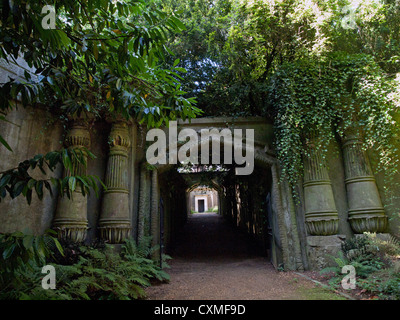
[
  {"xmin": 53, "ymin": 119, "xmax": 90, "ymax": 242},
  {"xmin": 99, "ymin": 121, "xmax": 132, "ymax": 243},
  {"xmin": 303, "ymin": 135, "xmax": 339, "ymax": 236},
  {"xmin": 342, "ymin": 126, "xmax": 387, "ymax": 233}
]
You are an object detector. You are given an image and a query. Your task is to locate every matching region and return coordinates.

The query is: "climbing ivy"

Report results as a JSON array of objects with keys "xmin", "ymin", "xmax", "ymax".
[{"xmin": 268, "ymin": 52, "xmax": 400, "ymax": 193}]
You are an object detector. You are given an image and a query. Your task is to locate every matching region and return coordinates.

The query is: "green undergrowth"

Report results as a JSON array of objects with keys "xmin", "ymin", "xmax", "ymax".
[
  {"xmin": 321, "ymin": 233, "xmax": 400, "ymax": 300},
  {"xmin": 0, "ymin": 232, "xmax": 170, "ymax": 300}
]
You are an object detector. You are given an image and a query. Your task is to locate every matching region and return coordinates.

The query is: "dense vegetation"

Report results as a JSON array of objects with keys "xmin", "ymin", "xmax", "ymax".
[
  {"xmin": 0, "ymin": 232, "xmax": 169, "ymax": 299},
  {"xmin": 321, "ymin": 233, "xmax": 400, "ymax": 300},
  {"xmin": 161, "ymin": 0, "xmax": 400, "ymax": 207},
  {"xmin": 161, "ymin": 0, "xmax": 400, "ymax": 116},
  {"xmin": 0, "ymin": 0, "xmax": 200, "ymax": 204},
  {"xmin": 1, "ymin": 0, "xmax": 400, "ymax": 300}
]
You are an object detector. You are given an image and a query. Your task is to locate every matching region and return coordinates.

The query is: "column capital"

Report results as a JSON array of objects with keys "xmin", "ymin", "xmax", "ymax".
[
  {"xmin": 108, "ymin": 121, "xmax": 131, "ymax": 150},
  {"xmin": 64, "ymin": 119, "xmax": 91, "ymax": 150}
]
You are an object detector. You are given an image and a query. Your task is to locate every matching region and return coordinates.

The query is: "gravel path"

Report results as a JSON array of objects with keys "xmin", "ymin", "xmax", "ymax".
[{"xmin": 145, "ymin": 213, "xmax": 346, "ymax": 300}]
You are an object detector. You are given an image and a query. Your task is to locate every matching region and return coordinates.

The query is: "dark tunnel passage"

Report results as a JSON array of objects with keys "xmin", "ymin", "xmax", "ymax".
[{"xmin": 158, "ymin": 164, "xmax": 278, "ymax": 265}]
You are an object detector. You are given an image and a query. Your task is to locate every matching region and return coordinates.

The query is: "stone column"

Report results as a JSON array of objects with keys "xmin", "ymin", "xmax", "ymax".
[
  {"xmin": 303, "ymin": 135, "xmax": 339, "ymax": 235},
  {"xmin": 137, "ymin": 162, "xmax": 151, "ymax": 242},
  {"xmin": 53, "ymin": 119, "xmax": 91, "ymax": 242},
  {"xmin": 150, "ymin": 168, "xmax": 159, "ymax": 249},
  {"xmin": 342, "ymin": 127, "xmax": 387, "ymax": 233},
  {"xmin": 99, "ymin": 120, "xmax": 131, "ymax": 243}
]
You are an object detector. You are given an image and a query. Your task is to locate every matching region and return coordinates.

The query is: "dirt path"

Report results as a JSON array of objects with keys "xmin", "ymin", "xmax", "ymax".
[{"xmin": 145, "ymin": 213, "xmax": 347, "ymax": 300}]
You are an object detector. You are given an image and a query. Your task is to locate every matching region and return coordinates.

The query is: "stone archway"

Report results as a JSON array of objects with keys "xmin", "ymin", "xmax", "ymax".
[{"xmin": 141, "ymin": 118, "xmax": 305, "ymax": 271}]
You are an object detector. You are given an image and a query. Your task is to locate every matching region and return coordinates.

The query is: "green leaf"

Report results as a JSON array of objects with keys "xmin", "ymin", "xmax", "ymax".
[
  {"xmin": 68, "ymin": 177, "xmax": 77, "ymax": 192},
  {"xmin": 170, "ymin": 16, "xmax": 186, "ymax": 31},
  {"xmin": 35, "ymin": 180, "xmax": 44, "ymax": 200},
  {"xmin": 3, "ymin": 243, "xmax": 16, "ymax": 259},
  {"xmin": 0, "ymin": 134, "xmax": 12, "ymax": 151},
  {"xmin": 53, "ymin": 238, "xmax": 64, "ymax": 256},
  {"xmin": 22, "ymin": 235, "xmax": 34, "ymax": 250},
  {"xmin": 0, "ymin": 174, "xmax": 11, "ymax": 188}
]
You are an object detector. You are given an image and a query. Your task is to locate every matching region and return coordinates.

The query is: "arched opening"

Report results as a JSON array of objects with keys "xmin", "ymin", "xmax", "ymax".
[{"xmin": 156, "ymin": 157, "xmax": 278, "ymax": 265}]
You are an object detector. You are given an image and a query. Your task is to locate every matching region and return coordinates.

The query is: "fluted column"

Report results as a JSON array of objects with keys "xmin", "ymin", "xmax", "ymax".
[
  {"xmin": 150, "ymin": 169, "xmax": 160, "ymax": 256},
  {"xmin": 342, "ymin": 126, "xmax": 387, "ymax": 233},
  {"xmin": 137, "ymin": 163, "xmax": 151, "ymax": 242},
  {"xmin": 99, "ymin": 121, "xmax": 131, "ymax": 243},
  {"xmin": 303, "ymin": 135, "xmax": 339, "ymax": 235},
  {"xmin": 53, "ymin": 119, "xmax": 91, "ymax": 242}
]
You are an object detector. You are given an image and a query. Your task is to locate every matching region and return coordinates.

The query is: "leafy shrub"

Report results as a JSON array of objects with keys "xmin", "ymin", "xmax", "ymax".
[
  {"xmin": 0, "ymin": 234, "xmax": 170, "ymax": 300},
  {"xmin": 366, "ymin": 233, "xmax": 400, "ymax": 258},
  {"xmin": 340, "ymin": 233, "xmax": 392, "ymax": 277},
  {"xmin": 0, "ymin": 230, "xmax": 63, "ymax": 292},
  {"xmin": 378, "ymin": 274, "xmax": 400, "ymax": 300},
  {"xmin": 321, "ymin": 233, "xmax": 400, "ymax": 299}
]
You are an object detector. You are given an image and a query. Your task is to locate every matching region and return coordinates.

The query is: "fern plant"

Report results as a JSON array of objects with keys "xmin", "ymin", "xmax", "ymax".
[
  {"xmin": 1, "ymin": 232, "xmax": 172, "ymax": 300},
  {"xmin": 121, "ymin": 237, "xmax": 171, "ymax": 283},
  {"xmin": 0, "ymin": 230, "xmax": 63, "ymax": 292}
]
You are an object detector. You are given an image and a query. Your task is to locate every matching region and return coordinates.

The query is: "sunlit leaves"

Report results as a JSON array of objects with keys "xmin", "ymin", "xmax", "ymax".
[{"xmin": 0, "ymin": 0, "xmax": 199, "ymax": 127}]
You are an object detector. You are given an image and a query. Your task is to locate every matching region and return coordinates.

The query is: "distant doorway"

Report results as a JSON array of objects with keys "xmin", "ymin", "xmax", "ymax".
[
  {"xmin": 190, "ymin": 186, "xmax": 218, "ymax": 213},
  {"xmin": 195, "ymin": 196, "xmax": 208, "ymax": 212},
  {"xmin": 198, "ymin": 199, "xmax": 205, "ymax": 213}
]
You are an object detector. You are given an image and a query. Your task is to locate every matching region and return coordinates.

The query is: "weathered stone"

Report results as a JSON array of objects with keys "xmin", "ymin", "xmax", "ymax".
[
  {"xmin": 53, "ymin": 118, "xmax": 91, "ymax": 242},
  {"xmin": 306, "ymin": 235, "xmax": 346, "ymax": 270},
  {"xmin": 99, "ymin": 120, "xmax": 132, "ymax": 244},
  {"xmin": 354, "ymin": 232, "xmax": 392, "ymax": 242},
  {"xmin": 0, "ymin": 106, "xmax": 64, "ymax": 235},
  {"xmin": 341, "ymin": 126, "xmax": 388, "ymax": 233},
  {"xmin": 303, "ymin": 135, "xmax": 339, "ymax": 236}
]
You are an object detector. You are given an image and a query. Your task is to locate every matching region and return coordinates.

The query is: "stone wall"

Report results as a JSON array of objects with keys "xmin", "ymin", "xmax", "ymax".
[
  {"xmin": 0, "ymin": 104, "xmax": 142, "ymax": 242},
  {"xmin": 0, "ymin": 105, "xmax": 63, "ymax": 234},
  {"xmin": 1, "ymin": 91, "xmax": 399, "ymax": 270}
]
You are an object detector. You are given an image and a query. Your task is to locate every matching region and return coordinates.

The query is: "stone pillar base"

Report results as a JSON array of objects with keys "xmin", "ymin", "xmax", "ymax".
[
  {"xmin": 306, "ymin": 235, "xmax": 346, "ymax": 270},
  {"xmin": 99, "ymin": 220, "xmax": 131, "ymax": 244}
]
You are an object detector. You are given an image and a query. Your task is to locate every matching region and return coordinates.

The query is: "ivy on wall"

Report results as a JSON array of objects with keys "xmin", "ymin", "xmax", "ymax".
[{"xmin": 268, "ymin": 52, "xmax": 400, "ymax": 206}]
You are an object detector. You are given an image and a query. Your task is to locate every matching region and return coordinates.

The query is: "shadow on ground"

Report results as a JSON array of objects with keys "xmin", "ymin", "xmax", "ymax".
[{"xmin": 145, "ymin": 213, "xmax": 347, "ymax": 300}]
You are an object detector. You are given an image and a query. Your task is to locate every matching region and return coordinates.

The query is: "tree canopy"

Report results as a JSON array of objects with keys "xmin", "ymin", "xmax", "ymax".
[
  {"xmin": 0, "ymin": 0, "xmax": 201, "ymax": 203},
  {"xmin": 161, "ymin": 0, "xmax": 400, "ymax": 117},
  {"xmin": 0, "ymin": 0, "xmax": 201, "ymax": 126}
]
